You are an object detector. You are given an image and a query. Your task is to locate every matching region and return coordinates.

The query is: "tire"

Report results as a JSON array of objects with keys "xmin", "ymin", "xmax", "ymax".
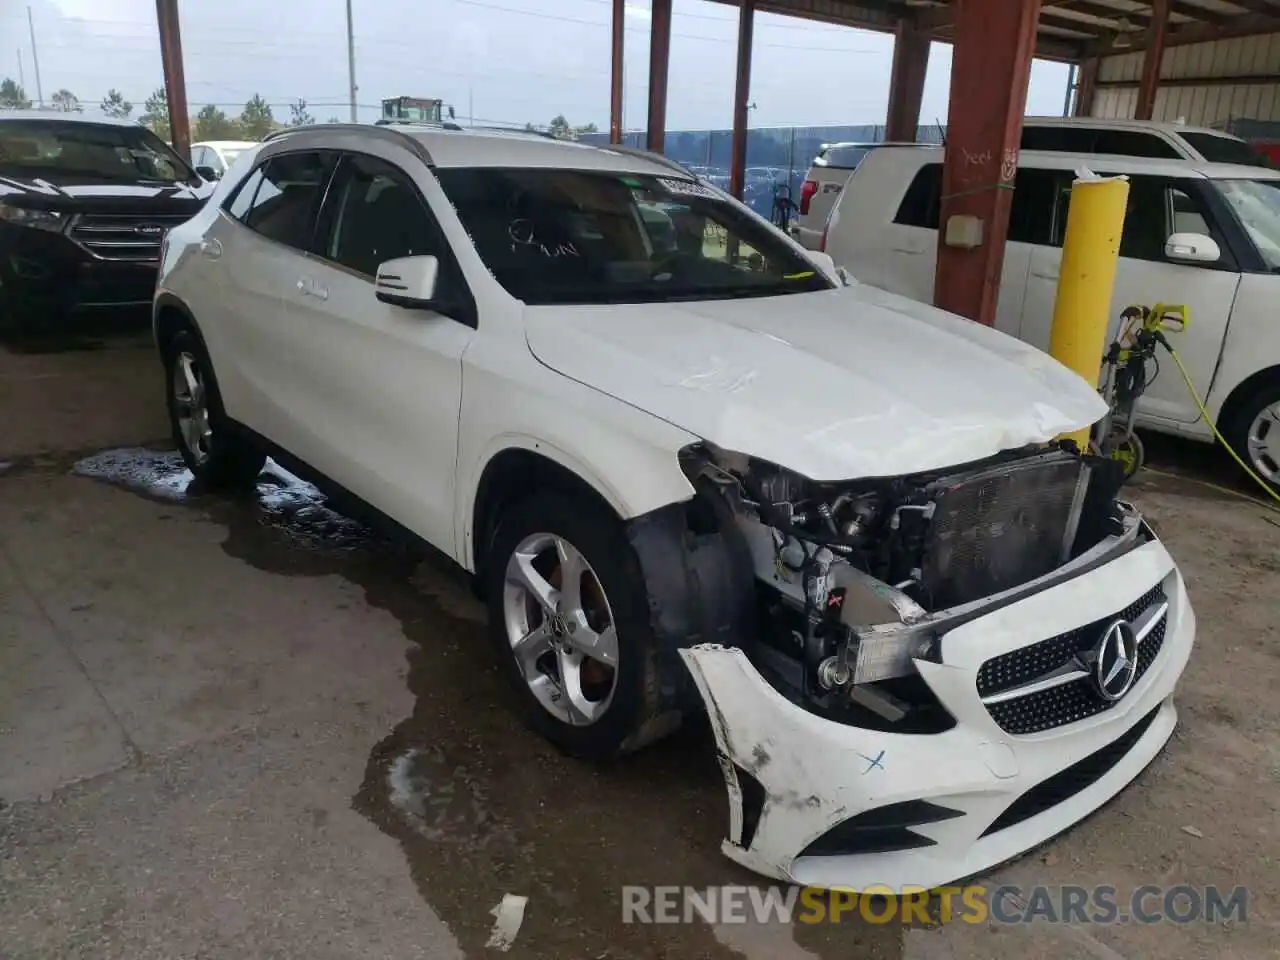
[
  {"xmin": 162, "ymin": 328, "xmax": 265, "ymax": 489},
  {"xmin": 1223, "ymin": 379, "xmax": 1280, "ymax": 494},
  {"xmin": 483, "ymin": 490, "xmax": 665, "ymax": 762}
]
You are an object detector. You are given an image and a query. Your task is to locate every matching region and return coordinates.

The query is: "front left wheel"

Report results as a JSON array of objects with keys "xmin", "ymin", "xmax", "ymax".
[
  {"xmin": 484, "ymin": 491, "xmax": 668, "ymax": 762},
  {"xmin": 162, "ymin": 328, "xmax": 265, "ymax": 489}
]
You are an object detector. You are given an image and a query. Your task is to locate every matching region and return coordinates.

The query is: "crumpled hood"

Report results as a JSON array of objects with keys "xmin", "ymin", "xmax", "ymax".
[{"xmin": 524, "ymin": 284, "xmax": 1106, "ymax": 480}]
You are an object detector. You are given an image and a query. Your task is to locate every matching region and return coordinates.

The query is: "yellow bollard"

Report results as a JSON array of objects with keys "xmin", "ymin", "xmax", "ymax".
[{"xmin": 1048, "ymin": 173, "xmax": 1129, "ymax": 450}]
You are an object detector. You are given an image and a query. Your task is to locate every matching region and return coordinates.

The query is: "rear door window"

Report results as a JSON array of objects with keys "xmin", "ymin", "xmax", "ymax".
[
  {"xmin": 241, "ymin": 151, "xmax": 335, "ymax": 252},
  {"xmin": 1008, "ymin": 167, "xmax": 1067, "ymax": 245},
  {"xmin": 894, "ymin": 163, "xmax": 942, "ymax": 229}
]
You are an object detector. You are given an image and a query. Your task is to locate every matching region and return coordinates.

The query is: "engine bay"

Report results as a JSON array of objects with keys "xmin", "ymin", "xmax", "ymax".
[{"xmin": 679, "ymin": 441, "xmax": 1137, "ymax": 731}]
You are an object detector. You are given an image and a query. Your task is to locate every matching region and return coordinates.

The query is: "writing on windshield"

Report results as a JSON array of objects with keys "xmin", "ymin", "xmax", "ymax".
[{"xmin": 434, "ymin": 167, "xmax": 830, "ymax": 305}]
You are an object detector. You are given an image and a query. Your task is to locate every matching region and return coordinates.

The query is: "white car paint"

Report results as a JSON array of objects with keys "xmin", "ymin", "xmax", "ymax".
[
  {"xmin": 824, "ymin": 145, "xmax": 1280, "ymax": 449},
  {"xmin": 525, "ymin": 285, "xmax": 1104, "ymax": 482},
  {"xmin": 156, "ymin": 124, "xmax": 1192, "ymax": 892},
  {"xmin": 682, "ymin": 536, "xmax": 1191, "ymax": 892}
]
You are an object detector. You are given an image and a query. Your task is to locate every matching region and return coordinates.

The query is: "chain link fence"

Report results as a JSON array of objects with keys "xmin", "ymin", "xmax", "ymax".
[{"xmin": 581, "ymin": 123, "xmax": 945, "ymax": 218}]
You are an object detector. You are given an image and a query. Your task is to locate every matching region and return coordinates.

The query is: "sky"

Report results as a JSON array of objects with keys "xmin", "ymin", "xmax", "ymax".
[{"xmin": 0, "ymin": 0, "xmax": 1072, "ymax": 132}]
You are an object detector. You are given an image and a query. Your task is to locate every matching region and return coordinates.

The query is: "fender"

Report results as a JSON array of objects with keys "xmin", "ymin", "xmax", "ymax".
[{"xmin": 456, "ymin": 431, "xmax": 697, "ymax": 572}]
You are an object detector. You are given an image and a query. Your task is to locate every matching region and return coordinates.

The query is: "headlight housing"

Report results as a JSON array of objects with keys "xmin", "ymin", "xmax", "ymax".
[{"xmin": 0, "ymin": 204, "xmax": 66, "ymax": 233}]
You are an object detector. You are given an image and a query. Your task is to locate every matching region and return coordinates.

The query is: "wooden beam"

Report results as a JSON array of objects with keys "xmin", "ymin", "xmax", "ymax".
[
  {"xmin": 1085, "ymin": 11, "xmax": 1280, "ymax": 56},
  {"xmin": 1136, "ymin": 0, "xmax": 1170, "ymax": 120},
  {"xmin": 729, "ymin": 0, "xmax": 755, "ymax": 199},
  {"xmin": 1097, "ymin": 70, "xmax": 1280, "ymax": 88}
]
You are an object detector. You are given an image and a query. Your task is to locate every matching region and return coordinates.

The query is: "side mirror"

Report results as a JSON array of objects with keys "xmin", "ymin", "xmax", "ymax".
[
  {"xmin": 195, "ymin": 165, "xmax": 220, "ymax": 181},
  {"xmin": 1165, "ymin": 232, "xmax": 1220, "ymax": 264},
  {"xmin": 375, "ymin": 255, "xmax": 440, "ymax": 309}
]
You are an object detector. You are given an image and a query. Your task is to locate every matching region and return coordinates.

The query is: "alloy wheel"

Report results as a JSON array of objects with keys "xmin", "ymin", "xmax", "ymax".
[
  {"xmin": 171, "ymin": 350, "xmax": 212, "ymax": 465},
  {"xmin": 1246, "ymin": 401, "xmax": 1280, "ymax": 483},
  {"xmin": 502, "ymin": 531, "xmax": 620, "ymax": 726}
]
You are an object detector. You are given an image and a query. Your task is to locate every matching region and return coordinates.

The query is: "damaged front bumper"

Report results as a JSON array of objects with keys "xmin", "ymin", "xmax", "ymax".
[{"xmin": 680, "ymin": 533, "xmax": 1193, "ymax": 893}]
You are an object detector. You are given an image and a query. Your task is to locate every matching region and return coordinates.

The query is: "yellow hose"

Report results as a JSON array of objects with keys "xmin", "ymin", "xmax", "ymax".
[{"xmin": 1164, "ymin": 346, "xmax": 1280, "ymax": 509}]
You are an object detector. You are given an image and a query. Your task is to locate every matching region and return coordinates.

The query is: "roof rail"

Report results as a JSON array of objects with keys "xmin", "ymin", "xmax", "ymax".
[
  {"xmin": 259, "ymin": 122, "xmax": 435, "ymax": 166},
  {"xmin": 602, "ymin": 144, "xmax": 696, "ymax": 178}
]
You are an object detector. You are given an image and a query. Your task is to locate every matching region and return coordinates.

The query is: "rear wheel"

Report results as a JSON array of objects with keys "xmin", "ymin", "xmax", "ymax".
[
  {"xmin": 162, "ymin": 328, "xmax": 265, "ymax": 489},
  {"xmin": 1223, "ymin": 380, "xmax": 1280, "ymax": 494},
  {"xmin": 484, "ymin": 491, "xmax": 666, "ymax": 761}
]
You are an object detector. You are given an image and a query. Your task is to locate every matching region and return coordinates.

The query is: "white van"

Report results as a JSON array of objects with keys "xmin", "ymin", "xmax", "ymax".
[{"xmin": 823, "ymin": 145, "xmax": 1280, "ymax": 486}]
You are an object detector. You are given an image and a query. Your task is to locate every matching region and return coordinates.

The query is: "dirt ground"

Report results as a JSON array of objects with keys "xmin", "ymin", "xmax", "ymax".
[{"xmin": 1, "ymin": 332, "xmax": 1277, "ymax": 959}]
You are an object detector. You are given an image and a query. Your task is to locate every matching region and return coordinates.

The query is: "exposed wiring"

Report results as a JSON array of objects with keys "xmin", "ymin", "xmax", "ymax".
[{"xmin": 1164, "ymin": 344, "xmax": 1280, "ymax": 509}]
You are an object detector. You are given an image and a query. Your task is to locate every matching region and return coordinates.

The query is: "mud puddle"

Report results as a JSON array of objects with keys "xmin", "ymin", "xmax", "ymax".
[{"xmin": 71, "ymin": 447, "xmax": 911, "ymax": 960}]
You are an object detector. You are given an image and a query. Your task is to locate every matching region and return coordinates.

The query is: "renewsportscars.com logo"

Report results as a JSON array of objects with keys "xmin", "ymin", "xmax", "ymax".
[{"xmin": 622, "ymin": 884, "xmax": 1249, "ymax": 926}]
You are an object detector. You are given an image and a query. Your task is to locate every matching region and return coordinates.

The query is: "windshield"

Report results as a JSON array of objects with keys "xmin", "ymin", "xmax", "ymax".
[
  {"xmin": 1182, "ymin": 132, "xmax": 1273, "ymax": 168},
  {"xmin": 434, "ymin": 167, "xmax": 831, "ymax": 305},
  {"xmin": 0, "ymin": 119, "xmax": 196, "ymax": 183},
  {"xmin": 1215, "ymin": 179, "xmax": 1280, "ymax": 270}
]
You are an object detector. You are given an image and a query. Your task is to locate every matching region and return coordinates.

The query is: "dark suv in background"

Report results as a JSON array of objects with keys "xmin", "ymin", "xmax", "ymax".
[{"xmin": 0, "ymin": 111, "xmax": 214, "ymax": 334}]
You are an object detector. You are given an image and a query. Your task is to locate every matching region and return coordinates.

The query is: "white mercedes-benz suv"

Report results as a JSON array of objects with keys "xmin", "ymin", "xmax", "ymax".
[{"xmin": 153, "ymin": 123, "xmax": 1193, "ymax": 891}]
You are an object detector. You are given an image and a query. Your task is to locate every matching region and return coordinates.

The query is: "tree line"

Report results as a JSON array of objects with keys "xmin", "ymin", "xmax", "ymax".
[{"xmin": 0, "ymin": 78, "xmax": 340, "ymax": 142}]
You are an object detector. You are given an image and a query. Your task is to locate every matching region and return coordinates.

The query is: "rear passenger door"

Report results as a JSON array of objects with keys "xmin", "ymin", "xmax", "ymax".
[
  {"xmin": 866, "ymin": 162, "xmax": 1036, "ymax": 337},
  {"xmin": 281, "ymin": 151, "xmax": 474, "ymax": 554},
  {"xmin": 214, "ymin": 150, "xmax": 336, "ymax": 446}
]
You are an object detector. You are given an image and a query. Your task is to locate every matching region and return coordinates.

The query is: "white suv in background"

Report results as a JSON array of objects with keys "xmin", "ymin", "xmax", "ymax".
[
  {"xmin": 790, "ymin": 118, "xmax": 1266, "ymax": 252},
  {"xmin": 153, "ymin": 123, "xmax": 1192, "ymax": 891},
  {"xmin": 823, "ymin": 144, "xmax": 1280, "ymax": 487}
]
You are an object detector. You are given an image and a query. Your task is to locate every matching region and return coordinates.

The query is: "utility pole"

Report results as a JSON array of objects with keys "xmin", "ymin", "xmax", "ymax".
[
  {"xmin": 26, "ymin": 6, "xmax": 43, "ymax": 107},
  {"xmin": 468, "ymin": 86, "xmax": 473, "ymax": 128},
  {"xmin": 17, "ymin": 49, "xmax": 24, "ymax": 93},
  {"xmin": 345, "ymin": 0, "xmax": 358, "ymax": 122},
  {"xmin": 155, "ymin": 0, "xmax": 191, "ymax": 161}
]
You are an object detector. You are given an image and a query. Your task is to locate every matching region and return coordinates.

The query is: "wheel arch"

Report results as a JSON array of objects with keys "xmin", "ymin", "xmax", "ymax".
[
  {"xmin": 466, "ymin": 440, "xmax": 655, "ymax": 579},
  {"xmin": 153, "ymin": 292, "xmax": 207, "ymax": 359},
  {"xmin": 1215, "ymin": 363, "xmax": 1280, "ymax": 439}
]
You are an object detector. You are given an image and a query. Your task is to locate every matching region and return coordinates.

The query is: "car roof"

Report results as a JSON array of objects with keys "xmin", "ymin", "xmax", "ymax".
[
  {"xmin": 0, "ymin": 110, "xmax": 141, "ymax": 127},
  {"xmin": 194, "ymin": 140, "xmax": 257, "ymax": 149},
  {"xmin": 265, "ymin": 123, "xmax": 688, "ymax": 176},
  {"xmin": 1022, "ymin": 115, "xmax": 1241, "ymax": 140},
  {"xmin": 864, "ymin": 144, "xmax": 1280, "ymax": 181}
]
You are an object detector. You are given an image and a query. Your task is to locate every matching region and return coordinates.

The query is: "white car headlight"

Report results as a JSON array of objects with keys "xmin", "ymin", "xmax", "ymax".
[{"xmin": 0, "ymin": 204, "xmax": 66, "ymax": 233}]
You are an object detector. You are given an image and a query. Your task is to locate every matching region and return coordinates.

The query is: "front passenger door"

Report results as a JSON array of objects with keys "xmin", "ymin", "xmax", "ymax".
[
  {"xmin": 283, "ymin": 152, "xmax": 474, "ymax": 555},
  {"xmin": 1020, "ymin": 175, "xmax": 1238, "ymax": 425}
]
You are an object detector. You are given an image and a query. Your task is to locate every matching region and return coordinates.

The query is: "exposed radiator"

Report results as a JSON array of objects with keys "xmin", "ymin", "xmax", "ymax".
[{"xmin": 918, "ymin": 452, "xmax": 1090, "ymax": 609}]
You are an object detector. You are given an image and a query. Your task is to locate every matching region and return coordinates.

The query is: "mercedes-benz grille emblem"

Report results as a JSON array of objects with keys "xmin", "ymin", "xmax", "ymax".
[{"xmin": 1092, "ymin": 619, "xmax": 1139, "ymax": 702}]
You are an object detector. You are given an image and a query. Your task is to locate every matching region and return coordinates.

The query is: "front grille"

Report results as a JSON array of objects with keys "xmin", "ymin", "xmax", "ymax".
[
  {"xmin": 68, "ymin": 212, "xmax": 190, "ymax": 262},
  {"xmin": 978, "ymin": 584, "xmax": 1168, "ymax": 735},
  {"xmin": 981, "ymin": 705, "xmax": 1160, "ymax": 836},
  {"xmin": 920, "ymin": 452, "xmax": 1088, "ymax": 609}
]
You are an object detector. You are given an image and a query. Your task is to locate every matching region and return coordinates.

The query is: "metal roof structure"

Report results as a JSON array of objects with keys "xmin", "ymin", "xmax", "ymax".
[{"xmin": 706, "ymin": 1, "xmax": 1280, "ymax": 62}]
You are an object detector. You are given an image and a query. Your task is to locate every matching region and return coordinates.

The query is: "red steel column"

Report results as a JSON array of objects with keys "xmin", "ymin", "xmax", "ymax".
[
  {"xmin": 884, "ymin": 20, "xmax": 930, "ymax": 142},
  {"xmin": 610, "ymin": 0, "xmax": 625, "ymax": 143},
  {"xmin": 646, "ymin": 0, "xmax": 673, "ymax": 153},
  {"xmin": 1074, "ymin": 58, "xmax": 1098, "ymax": 117},
  {"xmin": 1136, "ymin": 0, "xmax": 1170, "ymax": 121},
  {"xmin": 933, "ymin": 0, "xmax": 1040, "ymax": 326},
  {"xmin": 155, "ymin": 0, "xmax": 191, "ymax": 161},
  {"xmin": 729, "ymin": 0, "xmax": 755, "ymax": 199}
]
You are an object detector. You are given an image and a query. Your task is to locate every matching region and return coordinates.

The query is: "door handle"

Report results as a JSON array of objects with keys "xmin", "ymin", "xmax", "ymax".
[
  {"xmin": 1032, "ymin": 270, "xmax": 1060, "ymax": 281},
  {"xmin": 295, "ymin": 277, "xmax": 329, "ymax": 301},
  {"xmin": 199, "ymin": 238, "xmax": 222, "ymax": 259}
]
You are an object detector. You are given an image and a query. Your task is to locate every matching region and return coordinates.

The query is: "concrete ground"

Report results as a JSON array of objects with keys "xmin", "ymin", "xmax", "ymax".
[{"xmin": 1, "ymin": 332, "xmax": 1277, "ymax": 959}]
